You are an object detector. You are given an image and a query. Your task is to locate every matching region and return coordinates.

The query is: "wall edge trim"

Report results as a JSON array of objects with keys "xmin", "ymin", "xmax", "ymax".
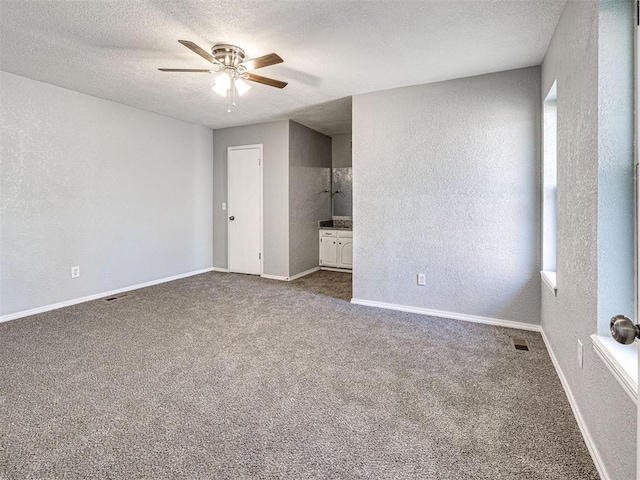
[
  {"xmin": 289, "ymin": 267, "xmax": 320, "ymax": 281},
  {"xmin": 262, "ymin": 267, "xmax": 320, "ymax": 282},
  {"xmin": 349, "ymin": 298, "xmax": 541, "ymax": 332},
  {"xmin": 211, "ymin": 267, "xmax": 230, "ymax": 273},
  {"xmin": 0, "ymin": 267, "xmax": 215, "ymax": 324},
  {"xmin": 320, "ymin": 267, "xmax": 353, "ymax": 273},
  {"xmin": 261, "ymin": 274, "xmax": 290, "ymax": 281},
  {"xmin": 540, "ymin": 329, "xmax": 610, "ymax": 480},
  {"xmin": 591, "ymin": 334, "xmax": 638, "ymax": 405}
]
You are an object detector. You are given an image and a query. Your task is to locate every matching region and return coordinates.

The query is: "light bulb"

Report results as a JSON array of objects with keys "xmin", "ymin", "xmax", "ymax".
[
  {"xmin": 213, "ymin": 83, "xmax": 229, "ymax": 96},
  {"xmin": 235, "ymin": 78, "xmax": 251, "ymax": 96},
  {"xmin": 213, "ymin": 73, "xmax": 231, "ymax": 96},
  {"xmin": 216, "ymin": 72, "xmax": 231, "ymax": 87}
]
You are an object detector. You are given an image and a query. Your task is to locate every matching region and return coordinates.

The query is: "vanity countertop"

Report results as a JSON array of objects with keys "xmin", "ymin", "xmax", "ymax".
[{"xmin": 318, "ymin": 219, "xmax": 352, "ymax": 231}]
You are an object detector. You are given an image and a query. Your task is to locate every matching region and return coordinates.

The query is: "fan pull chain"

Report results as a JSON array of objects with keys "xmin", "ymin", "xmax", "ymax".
[{"xmin": 232, "ymin": 80, "xmax": 237, "ymax": 108}]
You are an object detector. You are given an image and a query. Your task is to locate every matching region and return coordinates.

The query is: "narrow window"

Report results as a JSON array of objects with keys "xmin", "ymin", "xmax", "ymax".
[{"xmin": 542, "ymin": 81, "xmax": 557, "ymax": 294}]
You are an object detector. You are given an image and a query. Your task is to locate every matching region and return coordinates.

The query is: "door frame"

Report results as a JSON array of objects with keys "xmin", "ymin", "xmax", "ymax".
[
  {"xmin": 227, "ymin": 144, "xmax": 264, "ymax": 276},
  {"xmin": 635, "ymin": 1, "xmax": 639, "ymax": 476},
  {"xmin": 635, "ymin": 0, "xmax": 639, "ymax": 335}
]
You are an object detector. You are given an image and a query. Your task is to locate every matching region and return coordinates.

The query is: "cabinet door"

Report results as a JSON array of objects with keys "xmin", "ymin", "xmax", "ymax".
[
  {"xmin": 337, "ymin": 238, "xmax": 353, "ymax": 269},
  {"xmin": 320, "ymin": 237, "xmax": 338, "ymax": 267}
]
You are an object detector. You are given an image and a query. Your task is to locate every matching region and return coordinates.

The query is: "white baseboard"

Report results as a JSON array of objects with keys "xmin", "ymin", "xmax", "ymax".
[
  {"xmin": 289, "ymin": 267, "xmax": 320, "ymax": 281},
  {"xmin": 540, "ymin": 330, "xmax": 609, "ymax": 480},
  {"xmin": 261, "ymin": 267, "xmax": 320, "ymax": 282},
  {"xmin": 320, "ymin": 267, "xmax": 352, "ymax": 273},
  {"xmin": 349, "ymin": 298, "xmax": 542, "ymax": 332},
  {"xmin": 211, "ymin": 267, "xmax": 230, "ymax": 273},
  {"xmin": 261, "ymin": 273, "xmax": 289, "ymax": 281},
  {"xmin": 0, "ymin": 267, "xmax": 214, "ymax": 324}
]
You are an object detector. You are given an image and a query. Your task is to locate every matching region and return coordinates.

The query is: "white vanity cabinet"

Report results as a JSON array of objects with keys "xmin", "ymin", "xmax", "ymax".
[
  {"xmin": 319, "ymin": 230, "xmax": 352, "ymax": 270},
  {"xmin": 319, "ymin": 230, "xmax": 338, "ymax": 267},
  {"xmin": 337, "ymin": 233, "xmax": 353, "ymax": 269}
]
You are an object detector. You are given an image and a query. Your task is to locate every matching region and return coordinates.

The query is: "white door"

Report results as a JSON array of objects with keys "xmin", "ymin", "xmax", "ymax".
[
  {"xmin": 320, "ymin": 237, "xmax": 337, "ymax": 267},
  {"xmin": 228, "ymin": 145, "xmax": 262, "ymax": 275},
  {"xmin": 337, "ymin": 238, "xmax": 353, "ymax": 269}
]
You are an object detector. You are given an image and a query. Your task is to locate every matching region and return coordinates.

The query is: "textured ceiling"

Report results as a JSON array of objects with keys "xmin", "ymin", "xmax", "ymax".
[{"xmin": 0, "ymin": 0, "xmax": 567, "ymax": 136}]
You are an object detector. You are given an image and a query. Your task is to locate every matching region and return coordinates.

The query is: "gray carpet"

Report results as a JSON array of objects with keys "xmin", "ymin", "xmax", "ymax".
[{"xmin": 1, "ymin": 270, "xmax": 598, "ymax": 479}]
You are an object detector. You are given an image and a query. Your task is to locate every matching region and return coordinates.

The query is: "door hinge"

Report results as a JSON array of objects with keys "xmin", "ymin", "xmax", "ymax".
[
  {"xmin": 258, "ymin": 158, "xmax": 261, "ymax": 165},
  {"xmin": 637, "ymin": 1, "xmax": 639, "ymax": 25},
  {"xmin": 259, "ymin": 253, "xmax": 261, "ymax": 260}
]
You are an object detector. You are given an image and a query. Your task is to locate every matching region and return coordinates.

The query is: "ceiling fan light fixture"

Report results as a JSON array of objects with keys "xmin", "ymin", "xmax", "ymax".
[
  {"xmin": 235, "ymin": 78, "xmax": 251, "ymax": 96},
  {"xmin": 216, "ymin": 72, "xmax": 231, "ymax": 86},
  {"xmin": 212, "ymin": 82, "xmax": 229, "ymax": 97},
  {"xmin": 160, "ymin": 40, "xmax": 287, "ymax": 112}
]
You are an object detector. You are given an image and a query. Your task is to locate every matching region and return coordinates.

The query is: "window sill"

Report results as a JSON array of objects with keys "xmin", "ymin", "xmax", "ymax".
[
  {"xmin": 540, "ymin": 270, "xmax": 557, "ymax": 296},
  {"xmin": 591, "ymin": 334, "xmax": 637, "ymax": 405}
]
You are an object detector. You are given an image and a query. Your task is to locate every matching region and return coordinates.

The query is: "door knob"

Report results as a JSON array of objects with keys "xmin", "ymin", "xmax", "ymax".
[
  {"xmin": 229, "ymin": 216, "xmax": 235, "ymax": 221},
  {"xmin": 610, "ymin": 315, "xmax": 640, "ymax": 345}
]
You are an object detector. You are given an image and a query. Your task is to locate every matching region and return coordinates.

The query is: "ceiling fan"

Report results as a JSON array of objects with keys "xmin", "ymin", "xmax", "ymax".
[{"xmin": 159, "ymin": 40, "xmax": 288, "ymax": 112}]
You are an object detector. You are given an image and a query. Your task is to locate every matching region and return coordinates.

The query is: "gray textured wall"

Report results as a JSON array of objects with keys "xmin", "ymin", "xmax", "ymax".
[
  {"xmin": 541, "ymin": 1, "xmax": 636, "ymax": 479},
  {"xmin": 212, "ymin": 121, "xmax": 290, "ymax": 277},
  {"xmin": 331, "ymin": 134, "xmax": 352, "ymax": 168},
  {"xmin": 288, "ymin": 121, "xmax": 332, "ymax": 277},
  {"xmin": 0, "ymin": 72, "xmax": 213, "ymax": 316},
  {"xmin": 352, "ymin": 67, "xmax": 541, "ymax": 325}
]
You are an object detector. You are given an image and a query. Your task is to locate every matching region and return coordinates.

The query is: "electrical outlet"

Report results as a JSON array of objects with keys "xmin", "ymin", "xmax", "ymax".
[
  {"xmin": 577, "ymin": 340, "xmax": 583, "ymax": 369},
  {"xmin": 71, "ymin": 266, "xmax": 80, "ymax": 278},
  {"xmin": 417, "ymin": 273, "xmax": 426, "ymax": 286}
]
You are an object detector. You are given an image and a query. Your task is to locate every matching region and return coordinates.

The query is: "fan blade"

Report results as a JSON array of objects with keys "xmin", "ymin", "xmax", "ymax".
[
  {"xmin": 158, "ymin": 68, "xmax": 211, "ymax": 72},
  {"xmin": 178, "ymin": 40, "xmax": 222, "ymax": 66},
  {"xmin": 240, "ymin": 53, "xmax": 283, "ymax": 71},
  {"xmin": 246, "ymin": 73, "xmax": 288, "ymax": 89}
]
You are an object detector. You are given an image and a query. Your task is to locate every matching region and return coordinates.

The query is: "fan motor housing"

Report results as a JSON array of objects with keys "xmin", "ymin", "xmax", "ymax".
[{"xmin": 211, "ymin": 44, "xmax": 246, "ymax": 67}]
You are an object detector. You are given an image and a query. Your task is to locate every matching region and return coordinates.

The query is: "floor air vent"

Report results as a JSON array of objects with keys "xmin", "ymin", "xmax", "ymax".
[
  {"xmin": 510, "ymin": 337, "xmax": 530, "ymax": 351},
  {"xmin": 103, "ymin": 294, "xmax": 130, "ymax": 302}
]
